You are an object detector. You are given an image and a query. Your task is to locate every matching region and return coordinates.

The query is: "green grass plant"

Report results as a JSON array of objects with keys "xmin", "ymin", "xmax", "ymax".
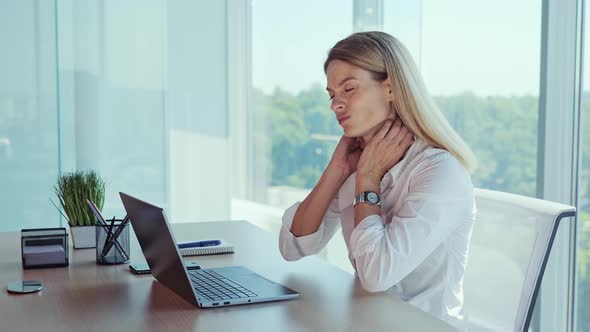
[{"xmin": 52, "ymin": 170, "xmax": 105, "ymax": 227}]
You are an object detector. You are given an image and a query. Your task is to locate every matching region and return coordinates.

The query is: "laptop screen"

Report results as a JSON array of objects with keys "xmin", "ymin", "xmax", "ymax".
[{"xmin": 119, "ymin": 192, "xmax": 199, "ymax": 306}]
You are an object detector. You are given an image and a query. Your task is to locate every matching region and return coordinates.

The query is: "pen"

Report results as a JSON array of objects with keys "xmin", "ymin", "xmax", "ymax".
[
  {"xmin": 178, "ymin": 240, "xmax": 221, "ymax": 249},
  {"xmin": 87, "ymin": 199, "xmax": 107, "ymax": 225},
  {"xmin": 101, "ymin": 216, "xmax": 116, "ymax": 257}
]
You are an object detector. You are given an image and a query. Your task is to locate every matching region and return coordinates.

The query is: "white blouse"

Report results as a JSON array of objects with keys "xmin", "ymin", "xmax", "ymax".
[{"xmin": 278, "ymin": 138, "xmax": 476, "ymax": 327}]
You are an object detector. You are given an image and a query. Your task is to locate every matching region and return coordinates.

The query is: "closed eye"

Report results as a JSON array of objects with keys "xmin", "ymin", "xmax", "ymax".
[{"xmin": 328, "ymin": 88, "xmax": 354, "ymax": 101}]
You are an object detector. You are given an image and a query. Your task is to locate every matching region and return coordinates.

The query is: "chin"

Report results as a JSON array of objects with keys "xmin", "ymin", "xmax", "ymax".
[
  {"xmin": 342, "ymin": 129, "xmax": 359, "ymax": 138},
  {"xmin": 342, "ymin": 131, "xmax": 356, "ymax": 138},
  {"xmin": 344, "ymin": 126, "xmax": 371, "ymax": 138}
]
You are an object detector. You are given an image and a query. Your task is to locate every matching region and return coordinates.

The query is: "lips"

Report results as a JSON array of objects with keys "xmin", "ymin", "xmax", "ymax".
[{"xmin": 337, "ymin": 115, "xmax": 350, "ymax": 124}]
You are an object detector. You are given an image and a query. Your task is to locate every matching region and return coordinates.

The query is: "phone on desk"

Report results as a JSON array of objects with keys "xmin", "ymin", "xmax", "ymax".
[
  {"xmin": 129, "ymin": 261, "xmax": 200, "ymax": 275},
  {"xmin": 129, "ymin": 263, "xmax": 151, "ymax": 275}
]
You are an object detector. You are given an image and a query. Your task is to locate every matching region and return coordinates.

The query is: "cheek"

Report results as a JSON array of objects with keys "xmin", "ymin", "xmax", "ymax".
[{"xmin": 349, "ymin": 91, "xmax": 390, "ymax": 118}]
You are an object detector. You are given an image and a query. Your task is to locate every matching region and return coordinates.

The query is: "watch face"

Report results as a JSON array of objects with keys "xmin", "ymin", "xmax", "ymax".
[{"xmin": 367, "ymin": 192, "xmax": 380, "ymax": 204}]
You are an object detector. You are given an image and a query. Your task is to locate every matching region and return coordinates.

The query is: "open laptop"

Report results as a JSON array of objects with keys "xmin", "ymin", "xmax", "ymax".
[{"xmin": 119, "ymin": 192, "xmax": 299, "ymax": 308}]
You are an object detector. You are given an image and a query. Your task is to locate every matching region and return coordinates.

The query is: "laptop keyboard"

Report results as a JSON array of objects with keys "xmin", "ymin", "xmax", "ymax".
[{"xmin": 189, "ymin": 269, "xmax": 258, "ymax": 302}]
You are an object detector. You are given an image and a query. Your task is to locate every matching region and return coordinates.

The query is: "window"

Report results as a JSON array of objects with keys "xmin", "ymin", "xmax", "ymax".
[
  {"xmin": 0, "ymin": 1, "xmax": 234, "ymax": 230},
  {"xmin": 243, "ymin": 0, "xmax": 354, "ymax": 270},
  {"xmin": 385, "ymin": 0, "xmax": 541, "ymax": 196},
  {"xmin": 0, "ymin": 1, "xmax": 60, "ymax": 231},
  {"xmin": 57, "ymin": 0, "xmax": 231, "ymax": 225}
]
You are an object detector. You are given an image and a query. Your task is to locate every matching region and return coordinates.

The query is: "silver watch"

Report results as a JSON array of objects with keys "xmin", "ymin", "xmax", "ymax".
[{"xmin": 353, "ymin": 191, "xmax": 381, "ymax": 207}]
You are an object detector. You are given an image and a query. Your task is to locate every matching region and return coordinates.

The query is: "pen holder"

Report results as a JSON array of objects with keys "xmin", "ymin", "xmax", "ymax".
[{"xmin": 96, "ymin": 219, "xmax": 130, "ymax": 265}]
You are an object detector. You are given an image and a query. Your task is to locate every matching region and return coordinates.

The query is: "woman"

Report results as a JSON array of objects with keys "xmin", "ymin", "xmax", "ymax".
[{"xmin": 278, "ymin": 31, "xmax": 477, "ymax": 327}]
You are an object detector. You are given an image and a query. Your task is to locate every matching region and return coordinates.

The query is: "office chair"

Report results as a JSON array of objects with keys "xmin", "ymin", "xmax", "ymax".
[{"xmin": 462, "ymin": 188, "xmax": 576, "ymax": 331}]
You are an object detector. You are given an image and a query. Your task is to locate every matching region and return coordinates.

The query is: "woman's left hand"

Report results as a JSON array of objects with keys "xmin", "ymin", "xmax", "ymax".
[{"xmin": 357, "ymin": 118, "xmax": 415, "ymax": 183}]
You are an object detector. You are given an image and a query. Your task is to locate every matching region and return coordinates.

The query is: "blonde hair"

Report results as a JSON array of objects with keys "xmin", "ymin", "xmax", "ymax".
[{"xmin": 324, "ymin": 31, "xmax": 477, "ymax": 173}]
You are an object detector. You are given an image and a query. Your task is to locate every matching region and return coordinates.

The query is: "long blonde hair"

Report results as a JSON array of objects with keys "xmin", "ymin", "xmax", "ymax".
[{"xmin": 324, "ymin": 31, "xmax": 477, "ymax": 173}]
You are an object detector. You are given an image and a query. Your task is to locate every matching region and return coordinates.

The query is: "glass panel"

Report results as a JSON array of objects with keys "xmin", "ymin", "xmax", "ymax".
[
  {"xmin": 245, "ymin": 0, "xmax": 353, "ymax": 270},
  {"xmin": 385, "ymin": 0, "xmax": 541, "ymax": 196},
  {"xmin": 57, "ymin": 0, "xmax": 231, "ymax": 224},
  {"xmin": 1, "ymin": 1, "xmax": 232, "ymax": 230},
  {"xmin": 56, "ymin": 0, "xmax": 168, "ymax": 221},
  {"xmin": 0, "ymin": 1, "xmax": 60, "ymax": 231},
  {"xmin": 384, "ymin": 1, "xmax": 542, "ymax": 329}
]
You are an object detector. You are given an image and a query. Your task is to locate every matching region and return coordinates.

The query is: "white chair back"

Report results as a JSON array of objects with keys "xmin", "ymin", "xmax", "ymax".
[{"xmin": 463, "ymin": 188, "xmax": 575, "ymax": 331}]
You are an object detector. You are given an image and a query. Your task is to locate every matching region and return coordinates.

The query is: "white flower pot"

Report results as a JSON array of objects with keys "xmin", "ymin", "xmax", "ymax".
[{"xmin": 70, "ymin": 226, "xmax": 96, "ymax": 249}]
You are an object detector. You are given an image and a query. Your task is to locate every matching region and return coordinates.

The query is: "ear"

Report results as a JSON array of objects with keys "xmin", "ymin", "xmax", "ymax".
[{"xmin": 382, "ymin": 79, "xmax": 394, "ymax": 102}]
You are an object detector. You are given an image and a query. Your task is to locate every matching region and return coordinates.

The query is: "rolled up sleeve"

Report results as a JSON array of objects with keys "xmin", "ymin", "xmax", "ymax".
[
  {"xmin": 350, "ymin": 154, "xmax": 474, "ymax": 292},
  {"xmin": 278, "ymin": 196, "xmax": 342, "ymax": 261}
]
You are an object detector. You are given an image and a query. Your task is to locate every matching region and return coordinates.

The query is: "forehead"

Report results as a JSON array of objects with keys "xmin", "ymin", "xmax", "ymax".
[{"xmin": 326, "ymin": 60, "xmax": 372, "ymax": 86}]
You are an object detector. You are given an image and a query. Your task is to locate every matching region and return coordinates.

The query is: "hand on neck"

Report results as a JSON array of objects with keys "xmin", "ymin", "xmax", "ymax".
[{"xmin": 358, "ymin": 113, "xmax": 397, "ymax": 150}]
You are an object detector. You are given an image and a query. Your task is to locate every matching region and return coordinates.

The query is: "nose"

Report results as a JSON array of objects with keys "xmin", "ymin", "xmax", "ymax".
[{"xmin": 331, "ymin": 97, "xmax": 345, "ymax": 113}]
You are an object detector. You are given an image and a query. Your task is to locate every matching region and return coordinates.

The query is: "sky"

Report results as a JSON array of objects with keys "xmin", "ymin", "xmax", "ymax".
[{"xmin": 252, "ymin": 0, "xmax": 553, "ymax": 97}]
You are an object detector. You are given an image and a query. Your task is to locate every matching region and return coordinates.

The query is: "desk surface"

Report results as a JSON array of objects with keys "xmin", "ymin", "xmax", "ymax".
[{"xmin": 0, "ymin": 221, "xmax": 457, "ymax": 332}]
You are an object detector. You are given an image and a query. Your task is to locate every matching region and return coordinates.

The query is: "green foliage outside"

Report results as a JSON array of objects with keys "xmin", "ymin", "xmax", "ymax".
[{"xmin": 256, "ymin": 84, "xmax": 540, "ymax": 196}]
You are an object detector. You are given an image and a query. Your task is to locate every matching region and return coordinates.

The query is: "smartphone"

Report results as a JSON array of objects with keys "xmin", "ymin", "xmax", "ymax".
[
  {"xmin": 129, "ymin": 263, "xmax": 150, "ymax": 274},
  {"xmin": 129, "ymin": 261, "xmax": 200, "ymax": 275}
]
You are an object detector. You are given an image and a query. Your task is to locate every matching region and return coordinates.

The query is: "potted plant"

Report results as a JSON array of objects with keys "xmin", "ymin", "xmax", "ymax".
[{"xmin": 52, "ymin": 170, "xmax": 106, "ymax": 249}]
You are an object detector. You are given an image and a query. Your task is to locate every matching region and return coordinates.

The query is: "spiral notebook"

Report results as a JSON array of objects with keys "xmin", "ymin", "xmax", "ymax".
[{"xmin": 179, "ymin": 240, "xmax": 234, "ymax": 257}]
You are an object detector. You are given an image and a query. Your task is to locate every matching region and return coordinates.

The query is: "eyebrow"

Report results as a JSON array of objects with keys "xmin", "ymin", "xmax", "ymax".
[{"xmin": 325, "ymin": 76, "xmax": 358, "ymax": 92}]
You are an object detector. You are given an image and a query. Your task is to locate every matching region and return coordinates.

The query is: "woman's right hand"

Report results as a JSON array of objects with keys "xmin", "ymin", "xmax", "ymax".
[
  {"xmin": 327, "ymin": 136, "xmax": 362, "ymax": 179},
  {"xmin": 290, "ymin": 135, "xmax": 359, "ymax": 238}
]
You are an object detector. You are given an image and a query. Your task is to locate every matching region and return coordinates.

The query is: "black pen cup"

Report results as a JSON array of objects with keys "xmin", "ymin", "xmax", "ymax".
[{"xmin": 96, "ymin": 219, "xmax": 130, "ymax": 265}]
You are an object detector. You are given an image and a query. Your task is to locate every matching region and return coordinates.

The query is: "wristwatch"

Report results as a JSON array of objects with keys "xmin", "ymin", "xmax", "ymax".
[{"xmin": 353, "ymin": 191, "xmax": 381, "ymax": 207}]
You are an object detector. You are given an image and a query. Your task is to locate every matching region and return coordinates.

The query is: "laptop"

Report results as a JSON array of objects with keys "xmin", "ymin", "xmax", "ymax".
[{"xmin": 119, "ymin": 192, "xmax": 299, "ymax": 308}]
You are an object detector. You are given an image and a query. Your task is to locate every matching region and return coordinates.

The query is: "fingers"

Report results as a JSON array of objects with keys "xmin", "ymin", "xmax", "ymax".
[
  {"xmin": 388, "ymin": 119, "xmax": 404, "ymax": 140},
  {"xmin": 375, "ymin": 118, "xmax": 413, "ymax": 147},
  {"xmin": 376, "ymin": 119, "xmax": 394, "ymax": 139},
  {"xmin": 377, "ymin": 117, "xmax": 402, "ymax": 139},
  {"xmin": 383, "ymin": 118, "xmax": 406, "ymax": 142},
  {"xmin": 399, "ymin": 130, "xmax": 414, "ymax": 148}
]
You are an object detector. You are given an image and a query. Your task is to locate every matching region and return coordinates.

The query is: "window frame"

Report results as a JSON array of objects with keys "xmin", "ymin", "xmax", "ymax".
[{"xmin": 536, "ymin": 0, "xmax": 584, "ymax": 331}]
